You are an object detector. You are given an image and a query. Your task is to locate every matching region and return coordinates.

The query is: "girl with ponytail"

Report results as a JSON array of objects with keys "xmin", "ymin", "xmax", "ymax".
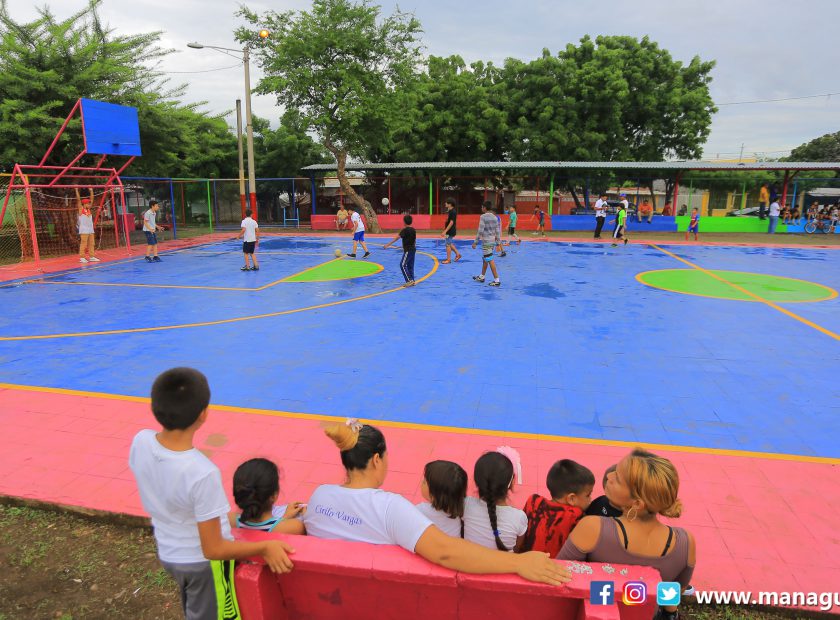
[
  {"xmin": 303, "ymin": 419, "xmax": 572, "ymax": 587},
  {"xmin": 232, "ymin": 458, "xmax": 306, "ymax": 532},
  {"xmin": 463, "ymin": 450, "xmax": 527, "ymax": 552}
]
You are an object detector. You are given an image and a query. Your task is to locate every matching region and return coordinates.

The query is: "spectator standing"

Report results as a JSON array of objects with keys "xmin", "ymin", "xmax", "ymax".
[
  {"xmin": 768, "ymin": 199, "xmax": 781, "ymax": 234},
  {"xmin": 759, "ymin": 184, "xmax": 770, "ymax": 219},
  {"xmin": 593, "ymin": 193, "xmax": 608, "ymax": 239},
  {"xmin": 76, "ymin": 189, "xmax": 99, "ymax": 263}
]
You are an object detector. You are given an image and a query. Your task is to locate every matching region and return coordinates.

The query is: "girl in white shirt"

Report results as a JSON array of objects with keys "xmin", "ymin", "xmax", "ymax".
[
  {"xmin": 416, "ymin": 460, "xmax": 468, "ymax": 538},
  {"xmin": 303, "ymin": 420, "xmax": 571, "ymax": 586},
  {"xmin": 464, "ymin": 451, "xmax": 528, "ymax": 551}
]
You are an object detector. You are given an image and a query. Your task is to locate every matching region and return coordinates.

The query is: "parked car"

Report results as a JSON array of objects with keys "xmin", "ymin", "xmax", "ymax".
[{"xmin": 727, "ymin": 206, "xmax": 760, "ymax": 217}]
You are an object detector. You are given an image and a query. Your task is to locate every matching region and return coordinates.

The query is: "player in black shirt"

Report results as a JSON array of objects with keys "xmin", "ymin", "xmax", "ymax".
[{"xmin": 383, "ymin": 214, "xmax": 417, "ymax": 287}]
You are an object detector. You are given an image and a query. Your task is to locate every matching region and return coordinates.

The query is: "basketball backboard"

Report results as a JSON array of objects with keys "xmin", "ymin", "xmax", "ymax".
[{"xmin": 80, "ymin": 99, "xmax": 142, "ymax": 157}]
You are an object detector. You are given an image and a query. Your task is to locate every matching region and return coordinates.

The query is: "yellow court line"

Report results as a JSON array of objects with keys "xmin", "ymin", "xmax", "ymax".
[
  {"xmin": 1, "ymin": 381, "xmax": 837, "ymax": 466},
  {"xmin": 34, "ymin": 280, "xmax": 255, "ymax": 292},
  {"xmin": 0, "ymin": 251, "xmax": 439, "ymax": 341},
  {"xmin": 635, "ymin": 269, "xmax": 839, "ymax": 304},
  {"xmin": 648, "ymin": 244, "xmax": 840, "ymax": 342}
]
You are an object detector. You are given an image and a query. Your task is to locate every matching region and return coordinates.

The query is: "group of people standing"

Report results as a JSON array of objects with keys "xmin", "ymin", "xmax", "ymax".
[{"xmin": 593, "ymin": 193, "xmax": 630, "ymax": 246}]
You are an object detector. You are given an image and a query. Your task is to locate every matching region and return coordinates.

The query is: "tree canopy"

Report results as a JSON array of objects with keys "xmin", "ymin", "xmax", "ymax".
[
  {"xmin": 237, "ymin": 0, "xmax": 424, "ymax": 230},
  {"xmin": 788, "ymin": 130, "xmax": 840, "ymax": 164},
  {"xmin": 0, "ymin": 0, "xmax": 241, "ymax": 176}
]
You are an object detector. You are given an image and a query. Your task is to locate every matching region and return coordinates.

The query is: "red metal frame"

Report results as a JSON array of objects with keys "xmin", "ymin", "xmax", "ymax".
[{"xmin": 1, "ymin": 98, "xmax": 138, "ymax": 270}]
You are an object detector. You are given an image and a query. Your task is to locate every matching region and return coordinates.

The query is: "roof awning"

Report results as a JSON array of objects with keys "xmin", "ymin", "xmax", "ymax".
[{"xmin": 302, "ymin": 161, "xmax": 840, "ymax": 173}]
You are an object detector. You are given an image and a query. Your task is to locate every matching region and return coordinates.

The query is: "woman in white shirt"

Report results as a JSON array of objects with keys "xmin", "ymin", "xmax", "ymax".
[{"xmin": 302, "ymin": 420, "xmax": 570, "ymax": 586}]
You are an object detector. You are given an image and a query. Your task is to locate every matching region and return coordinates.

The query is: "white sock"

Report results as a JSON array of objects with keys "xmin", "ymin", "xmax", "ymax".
[{"xmin": 494, "ymin": 278, "xmax": 500, "ymax": 283}]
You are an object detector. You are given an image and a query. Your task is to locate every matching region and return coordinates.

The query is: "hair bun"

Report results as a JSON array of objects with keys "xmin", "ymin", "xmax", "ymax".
[
  {"xmin": 324, "ymin": 420, "xmax": 360, "ymax": 451},
  {"xmin": 661, "ymin": 499, "xmax": 683, "ymax": 519}
]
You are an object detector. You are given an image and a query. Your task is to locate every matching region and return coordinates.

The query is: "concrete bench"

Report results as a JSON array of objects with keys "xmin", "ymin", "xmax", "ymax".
[{"xmin": 233, "ymin": 530, "xmax": 660, "ymax": 620}]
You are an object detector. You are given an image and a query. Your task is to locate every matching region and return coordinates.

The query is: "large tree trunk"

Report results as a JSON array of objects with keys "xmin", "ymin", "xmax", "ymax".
[
  {"xmin": 326, "ymin": 142, "xmax": 382, "ymax": 233},
  {"xmin": 567, "ymin": 185, "xmax": 584, "ymax": 211}
]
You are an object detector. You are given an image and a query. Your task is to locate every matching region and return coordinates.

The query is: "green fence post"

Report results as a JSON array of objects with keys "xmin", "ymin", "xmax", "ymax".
[
  {"xmin": 548, "ymin": 173, "xmax": 555, "ymax": 215},
  {"xmin": 206, "ymin": 180, "xmax": 213, "ymax": 234},
  {"xmin": 429, "ymin": 175, "xmax": 433, "ymax": 216}
]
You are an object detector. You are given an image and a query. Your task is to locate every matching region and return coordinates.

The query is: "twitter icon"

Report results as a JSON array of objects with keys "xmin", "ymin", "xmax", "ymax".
[{"xmin": 657, "ymin": 582, "xmax": 682, "ymax": 606}]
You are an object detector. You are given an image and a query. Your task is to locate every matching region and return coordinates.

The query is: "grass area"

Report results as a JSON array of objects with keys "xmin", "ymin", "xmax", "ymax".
[
  {"xmin": 0, "ymin": 503, "xmax": 822, "ymax": 620},
  {"xmin": 0, "ymin": 503, "xmax": 180, "ymax": 620}
]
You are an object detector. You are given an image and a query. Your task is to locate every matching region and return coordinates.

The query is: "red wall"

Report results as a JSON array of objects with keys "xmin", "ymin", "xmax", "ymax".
[
  {"xmin": 311, "ymin": 213, "xmax": 552, "ymax": 232},
  {"xmin": 233, "ymin": 530, "xmax": 659, "ymax": 620}
]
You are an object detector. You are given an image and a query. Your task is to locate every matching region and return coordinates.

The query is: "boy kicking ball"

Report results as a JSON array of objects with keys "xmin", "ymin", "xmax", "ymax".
[
  {"xmin": 237, "ymin": 209, "xmax": 260, "ymax": 271},
  {"xmin": 472, "ymin": 201, "xmax": 501, "ymax": 287},
  {"xmin": 346, "ymin": 204, "xmax": 370, "ymax": 259}
]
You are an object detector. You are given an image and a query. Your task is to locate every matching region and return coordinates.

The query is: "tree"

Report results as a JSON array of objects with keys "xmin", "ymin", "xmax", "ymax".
[
  {"xmin": 253, "ymin": 112, "xmax": 331, "ymax": 179},
  {"xmin": 236, "ymin": 0, "xmax": 423, "ymax": 232},
  {"xmin": 496, "ymin": 36, "xmax": 715, "ymax": 208},
  {"xmin": 788, "ymin": 131, "xmax": 840, "ymax": 168},
  {"xmin": 0, "ymin": 0, "xmax": 238, "ymax": 177},
  {"xmin": 383, "ymin": 55, "xmax": 507, "ymax": 163}
]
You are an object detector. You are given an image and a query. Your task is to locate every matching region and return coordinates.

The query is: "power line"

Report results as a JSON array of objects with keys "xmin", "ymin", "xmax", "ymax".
[
  {"xmin": 159, "ymin": 63, "xmax": 242, "ymax": 74},
  {"xmin": 717, "ymin": 91, "xmax": 839, "ymax": 106}
]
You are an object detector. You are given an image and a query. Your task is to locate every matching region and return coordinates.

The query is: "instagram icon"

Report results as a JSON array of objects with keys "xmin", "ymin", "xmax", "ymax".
[{"xmin": 623, "ymin": 581, "xmax": 648, "ymax": 605}]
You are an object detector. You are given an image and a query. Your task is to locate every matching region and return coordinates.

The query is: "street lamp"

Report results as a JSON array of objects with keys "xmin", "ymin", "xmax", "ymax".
[{"xmin": 187, "ymin": 41, "xmax": 257, "ymax": 217}]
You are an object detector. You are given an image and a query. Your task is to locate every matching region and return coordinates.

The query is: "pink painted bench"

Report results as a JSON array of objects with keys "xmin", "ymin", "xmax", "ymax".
[{"xmin": 233, "ymin": 530, "xmax": 660, "ymax": 620}]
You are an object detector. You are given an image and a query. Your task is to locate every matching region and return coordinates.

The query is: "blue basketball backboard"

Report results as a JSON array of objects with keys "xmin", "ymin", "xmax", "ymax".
[{"xmin": 80, "ymin": 99, "xmax": 142, "ymax": 157}]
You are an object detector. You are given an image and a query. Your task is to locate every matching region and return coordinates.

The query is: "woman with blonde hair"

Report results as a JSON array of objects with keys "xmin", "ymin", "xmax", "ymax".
[
  {"xmin": 558, "ymin": 449, "xmax": 695, "ymax": 617},
  {"xmin": 302, "ymin": 419, "xmax": 571, "ymax": 586}
]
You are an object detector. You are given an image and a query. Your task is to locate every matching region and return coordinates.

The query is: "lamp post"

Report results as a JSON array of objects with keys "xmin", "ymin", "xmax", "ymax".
[{"xmin": 187, "ymin": 41, "xmax": 258, "ymax": 218}]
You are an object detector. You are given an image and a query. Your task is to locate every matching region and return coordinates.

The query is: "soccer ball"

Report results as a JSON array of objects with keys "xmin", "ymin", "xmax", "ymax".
[
  {"xmin": 381, "ymin": 198, "xmax": 389, "ymax": 206},
  {"xmin": 334, "ymin": 248, "xmax": 342, "ymax": 258}
]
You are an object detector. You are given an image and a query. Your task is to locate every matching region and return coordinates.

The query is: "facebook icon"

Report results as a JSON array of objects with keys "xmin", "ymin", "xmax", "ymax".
[{"xmin": 590, "ymin": 581, "xmax": 615, "ymax": 605}]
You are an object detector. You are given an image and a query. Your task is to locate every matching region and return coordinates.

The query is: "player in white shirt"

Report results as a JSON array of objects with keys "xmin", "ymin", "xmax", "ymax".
[
  {"xmin": 346, "ymin": 204, "xmax": 371, "ymax": 258},
  {"xmin": 304, "ymin": 420, "xmax": 572, "ymax": 585},
  {"xmin": 237, "ymin": 209, "xmax": 260, "ymax": 271},
  {"xmin": 593, "ymin": 193, "xmax": 608, "ymax": 239}
]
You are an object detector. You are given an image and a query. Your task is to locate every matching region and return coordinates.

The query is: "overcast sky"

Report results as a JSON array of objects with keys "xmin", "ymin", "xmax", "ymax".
[{"xmin": 8, "ymin": 0, "xmax": 840, "ymax": 160}]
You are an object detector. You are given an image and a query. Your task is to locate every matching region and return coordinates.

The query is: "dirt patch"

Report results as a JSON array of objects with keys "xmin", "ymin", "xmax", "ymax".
[{"xmin": 0, "ymin": 504, "xmax": 180, "ymax": 620}]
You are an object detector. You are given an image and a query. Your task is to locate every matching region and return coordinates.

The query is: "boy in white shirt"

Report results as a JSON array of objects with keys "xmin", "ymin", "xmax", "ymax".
[
  {"xmin": 236, "ymin": 208, "xmax": 260, "ymax": 271},
  {"xmin": 129, "ymin": 368, "xmax": 298, "ymax": 619},
  {"xmin": 143, "ymin": 200, "xmax": 164, "ymax": 263},
  {"xmin": 346, "ymin": 204, "xmax": 371, "ymax": 258}
]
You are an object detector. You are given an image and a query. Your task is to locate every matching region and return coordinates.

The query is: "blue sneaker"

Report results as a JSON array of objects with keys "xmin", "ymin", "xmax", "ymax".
[{"xmin": 152, "ymin": 256, "xmax": 161, "ymax": 262}]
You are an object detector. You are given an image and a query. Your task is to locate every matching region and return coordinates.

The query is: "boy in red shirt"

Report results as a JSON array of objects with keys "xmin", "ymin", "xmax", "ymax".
[{"xmin": 520, "ymin": 460, "xmax": 594, "ymax": 557}]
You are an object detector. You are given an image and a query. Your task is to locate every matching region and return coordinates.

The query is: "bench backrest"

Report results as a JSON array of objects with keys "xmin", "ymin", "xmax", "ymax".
[{"xmin": 233, "ymin": 530, "xmax": 660, "ymax": 620}]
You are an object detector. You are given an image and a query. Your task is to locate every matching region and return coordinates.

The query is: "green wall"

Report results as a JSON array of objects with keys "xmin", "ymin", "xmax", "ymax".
[{"xmin": 675, "ymin": 216, "xmax": 785, "ymax": 233}]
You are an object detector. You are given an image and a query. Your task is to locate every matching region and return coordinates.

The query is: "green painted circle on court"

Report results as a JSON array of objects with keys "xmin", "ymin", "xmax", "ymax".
[
  {"xmin": 636, "ymin": 269, "xmax": 837, "ymax": 303},
  {"xmin": 284, "ymin": 258, "xmax": 383, "ymax": 282}
]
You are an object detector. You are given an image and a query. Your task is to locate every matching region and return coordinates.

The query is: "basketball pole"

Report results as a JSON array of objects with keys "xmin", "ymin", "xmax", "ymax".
[
  {"xmin": 243, "ymin": 46, "xmax": 258, "ymax": 218},
  {"xmin": 236, "ymin": 99, "xmax": 246, "ymax": 218}
]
